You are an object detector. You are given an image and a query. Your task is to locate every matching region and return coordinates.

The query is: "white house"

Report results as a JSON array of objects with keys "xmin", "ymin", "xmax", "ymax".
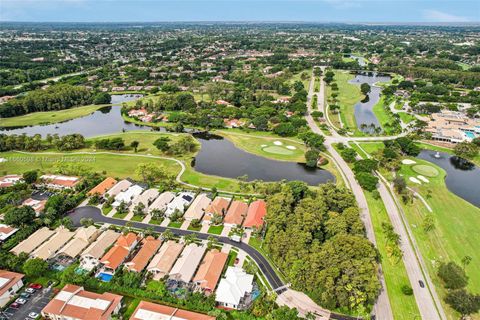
[
  {"xmin": 215, "ymin": 267, "xmax": 254, "ymax": 310},
  {"xmin": 164, "ymin": 192, "xmax": 195, "ymax": 217},
  {"xmin": 112, "ymin": 185, "xmax": 144, "ymax": 207}
]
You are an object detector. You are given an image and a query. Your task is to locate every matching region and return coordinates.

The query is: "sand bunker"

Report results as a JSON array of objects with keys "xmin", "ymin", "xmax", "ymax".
[
  {"xmin": 402, "ymin": 159, "xmax": 416, "ymax": 165},
  {"xmin": 273, "ymin": 141, "xmax": 283, "ymax": 146},
  {"xmin": 409, "ymin": 177, "xmax": 422, "ymax": 184},
  {"xmin": 417, "ymin": 175, "xmax": 430, "ymax": 183},
  {"xmin": 286, "ymin": 145, "xmax": 297, "ymax": 150}
]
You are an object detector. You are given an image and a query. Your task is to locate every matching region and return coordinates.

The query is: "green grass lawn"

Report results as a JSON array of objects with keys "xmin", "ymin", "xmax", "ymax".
[
  {"xmin": 149, "ymin": 218, "xmax": 163, "ymax": 225},
  {"xmin": 372, "ymin": 97, "xmax": 398, "ymax": 135},
  {"xmin": 398, "ymin": 112, "xmax": 416, "ymax": 124},
  {"xmin": 216, "ymin": 130, "xmax": 306, "ymax": 162},
  {"xmin": 0, "ymin": 104, "xmax": 111, "ymax": 127},
  {"xmin": 357, "ymin": 142, "xmax": 385, "ymax": 156},
  {"xmin": 289, "ymin": 69, "xmax": 310, "ymax": 90},
  {"xmin": 326, "ymin": 70, "xmax": 365, "ymax": 135},
  {"xmin": 130, "ymin": 215, "xmax": 145, "ymax": 222},
  {"xmin": 411, "ymin": 164, "xmax": 439, "ymax": 177},
  {"xmin": 207, "ymin": 225, "xmax": 224, "ymax": 235},
  {"xmin": 227, "ymin": 250, "xmax": 239, "ymax": 267},
  {"xmin": 113, "ymin": 211, "xmax": 129, "ymax": 219},
  {"xmin": 187, "ymin": 224, "xmax": 202, "ymax": 231},
  {"xmin": 397, "ymin": 158, "xmax": 480, "ymax": 319},
  {"xmin": 364, "ymin": 191, "xmax": 421, "ymax": 320},
  {"xmin": 168, "ymin": 220, "xmax": 182, "ymax": 228},
  {"xmin": 0, "ymin": 151, "xmax": 182, "ymax": 180}
]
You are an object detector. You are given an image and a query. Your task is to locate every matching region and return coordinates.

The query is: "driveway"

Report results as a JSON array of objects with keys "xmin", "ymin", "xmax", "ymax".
[{"xmin": 2, "ymin": 286, "xmax": 53, "ymax": 320}]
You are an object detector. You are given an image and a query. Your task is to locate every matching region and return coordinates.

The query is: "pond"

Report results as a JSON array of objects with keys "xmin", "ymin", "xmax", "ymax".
[
  {"xmin": 417, "ymin": 150, "xmax": 480, "ymax": 208},
  {"xmin": 348, "ymin": 72, "xmax": 391, "ymax": 133},
  {"xmin": 192, "ymin": 133, "xmax": 335, "ymax": 186},
  {"xmin": 0, "ymin": 94, "xmax": 157, "ymax": 137}
]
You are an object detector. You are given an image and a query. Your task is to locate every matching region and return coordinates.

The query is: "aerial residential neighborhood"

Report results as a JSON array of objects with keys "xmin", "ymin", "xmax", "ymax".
[{"xmin": 0, "ymin": 2, "xmax": 479, "ymax": 319}]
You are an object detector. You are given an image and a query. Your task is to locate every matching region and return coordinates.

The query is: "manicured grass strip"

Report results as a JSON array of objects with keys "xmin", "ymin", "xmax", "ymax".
[
  {"xmin": 130, "ymin": 215, "xmax": 145, "ymax": 222},
  {"xmin": 207, "ymin": 225, "xmax": 224, "ymax": 235},
  {"xmin": 398, "ymin": 112, "xmax": 416, "ymax": 124},
  {"xmin": 227, "ymin": 250, "xmax": 239, "ymax": 267},
  {"xmin": 102, "ymin": 206, "xmax": 113, "ymax": 215},
  {"xmin": 187, "ymin": 224, "xmax": 202, "ymax": 231},
  {"xmin": 397, "ymin": 158, "xmax": 480, "ymax": 318},
  {"xmin": 364, "ymin": 191, "xmax": 421, "ymax": 320},
  {"xmin": 0, "ymin": 104, "xmax": 110, "ymax": 127},
  {"xmin": 168, "ymin": 221, "xmax": 182, "ymax": 228},
  {"xmin": 149, "ymin": 218, "xmax": 163, "ymax": 225},
  {"xmin": 113, "ymin": 211, "xmax": 128, "ymax": 219}
]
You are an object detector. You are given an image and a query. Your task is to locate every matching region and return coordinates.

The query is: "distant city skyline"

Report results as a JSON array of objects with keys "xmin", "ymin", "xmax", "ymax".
[{"xmin": 1, "ymin": 0, "xmax": 479, "ymax": 23}]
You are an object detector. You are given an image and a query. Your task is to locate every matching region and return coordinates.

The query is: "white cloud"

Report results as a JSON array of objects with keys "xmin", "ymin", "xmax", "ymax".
[{"xmin": 423, "ymin": 9, "xmax": 470, "ymax": 22}]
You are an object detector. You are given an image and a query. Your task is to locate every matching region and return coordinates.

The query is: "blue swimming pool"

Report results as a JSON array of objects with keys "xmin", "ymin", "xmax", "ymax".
[
  {"xmin": 465, "ymin": 131, "xmax": 476, "ymax": 139},
  {"xmin": 97, "ymin": 272, "xmax": 113, "ymax": 282}
]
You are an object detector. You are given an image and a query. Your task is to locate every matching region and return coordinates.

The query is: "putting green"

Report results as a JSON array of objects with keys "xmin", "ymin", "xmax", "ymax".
[
  {"xmin": 412, "ymin": 164, "xmax": 439, "ymax": 177},
  {"xmin": 262, "ymin": 146, "xmax": 294, "ymax": 155}
]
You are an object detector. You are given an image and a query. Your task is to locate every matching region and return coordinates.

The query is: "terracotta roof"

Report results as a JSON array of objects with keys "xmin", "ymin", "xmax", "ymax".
[
  {"xmin": 0, "ymin": 175, "xmax": 22, "ymax": 188},
  {"xmin": 40, "ymin": 174, "xmax": 80, "ymax": 188},
  {"xmin": 100, "ymin": 245, "xmax": 130, "ymax": 271},
  {"xmin": 243, "ymin": 200, "xmax": 267, "ymax": 228},
  {"xmin": 0, "ymin": 269, "xmax": 24, "ymax": 298},
  {"xmin": 130, "ymin": 301, "xmax": 214, "ymax": 320},
  {"xmin": 223, "ymin": 201, "xmax": 248, "ymax": 226},
  {"xmin": 192, "ymin": 249, "xmax": 228, "ymax": 294},
  {"xmin": 41, "ymin": 284, "xmax": 122, "ymax": 320},
  {"xmin": 116, "ymin": 232, "xmax": 139, "ymax": 249},
  {"xmin": 125, "ymin": 236, "xmax": 162, "ymax": 273},
  {"xmin": 87, "ymin": 177, "xmax": 117, "ymax": 196},
  {"xmin": 203, "ymin": 197, "xmax": 230, "ymax": 223},
  {"xmin": 0, "ymin": 224, "xmax": 18, "ymax": 241}
]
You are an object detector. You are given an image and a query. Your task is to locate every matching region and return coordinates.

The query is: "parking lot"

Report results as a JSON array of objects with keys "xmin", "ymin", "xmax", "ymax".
[{"xmin": 1, "ymin": 286, "xmax": 52, "ymax": 320}]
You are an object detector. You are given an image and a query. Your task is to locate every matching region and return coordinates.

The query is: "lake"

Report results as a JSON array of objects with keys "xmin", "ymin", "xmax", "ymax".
[
  {"xmin": 348, "ymin": 72, "xmax": 391, "ymax": 133},
  {"xmin": 417, "ymin": 150, "xmax": 480, "ymax": 208},
  {"xmin": 192, "ymin": 133, "xmax": 335, "ymax": 186},
  {"xmin": 0, "ymin": 94, "xmax": 155, "ymax": 137}
]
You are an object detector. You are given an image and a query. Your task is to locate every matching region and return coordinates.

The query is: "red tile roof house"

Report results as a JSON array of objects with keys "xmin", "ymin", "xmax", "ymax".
[
  {"xmin": 40, "ymin": 174, "xmax": 80, "ymax": 190},
  {"xmin": 0, "ymin": 270, "xmax": 24, "ymax": 308},
  {"xmin": 124, "ymin": 236, "xmax": 162, "ymax": 273},
  {"xmin": 41, "ymin": 284, "xmax": 123, "ymax": 320},
  {"xmin": 0, "ymin": 175, "xmax": 22, "ymax": 188},
  {"xmin": 223, "ymin": 201, "xmax": 248, "ymax": 227},
  {"xmin": 242, "ymin": 200, "xmax": 267, "ymax": 230},
  {"xmin": 98, "ymin": 233, "xmax": 140, "ymax": 277},
  {"xmin": 130, "ymin": 301, "xmax": 214, "ymax": 320},
  {"xmin": 202, "ymin": 197, "xmax": 230, "ymax": 225}
]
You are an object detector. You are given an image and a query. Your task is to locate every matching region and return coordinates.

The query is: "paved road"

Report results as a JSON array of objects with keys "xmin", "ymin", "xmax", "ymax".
[
  {"xmin": 307, "ymin": 68, "xmax": 394, "ymax": 320},
  {"xmin": 308, "ymin": 68, "xmax": 445, "ymax": 319},
  {"xmin": 1, "ymin": 286, "xmax": 52, "ymax": 320}
]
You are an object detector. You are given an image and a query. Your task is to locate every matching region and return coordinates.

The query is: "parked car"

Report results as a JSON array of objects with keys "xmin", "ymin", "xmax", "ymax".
[
  {"xmin": 15, "ymin": 298, "xmax": 27, "ymax": 304},
  {"xmin": 29, "ymin": 283, "xmax": 42, "ymax": 289},
  {"xmin": 10, "ymin": 302, "xmax": 20, "ymax": 309},
  {"xmin": 28, "ymin": 312, "xmax": 39, "ymax": 319},
  {"xmin": 419, "ymin": 280, "xmax": 425, "ymax": 288},
  {"xmin": 25, "ymin": 288, "xmax": 36, "ymax": 294},
  {"xmin": 20, "ymin": 292, "xmax": 30, "ymax": 299}
]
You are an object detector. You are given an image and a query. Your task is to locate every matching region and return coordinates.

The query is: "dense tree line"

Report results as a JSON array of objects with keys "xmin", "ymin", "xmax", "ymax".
[
  {"xmin": 0, "ymin": 133, "xmax": 85, "ymax": 152},
  {"xmin": 0, "ymin": 84, "xmax": 94, "ymax": 117},
  {"xmin": 263, "ymin": 182, "xmax": 380, "ymax": 314}
]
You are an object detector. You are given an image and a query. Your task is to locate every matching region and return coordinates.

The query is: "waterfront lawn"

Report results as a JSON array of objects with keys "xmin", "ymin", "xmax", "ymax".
[
  {"xmin": 0, "ymin": 104, "xmax": 110, "ymax": 127},
  {"xmin": 364, "ymin": 191, "xmax": 421, "ymax": 320},
  {"xmin": 397, "ymin": 158, "xmax": 480, "ymax": 318},
  {"xmin": 216, "ymin": 130, "xmax": 306, "ymax": 162},
  {"xmin": 372, "ymin": 97, "xmax": 398, "ymax": 135},
  {"xmin": 0, "ymin": 151, "xmax": 182, "ymax": 180}
]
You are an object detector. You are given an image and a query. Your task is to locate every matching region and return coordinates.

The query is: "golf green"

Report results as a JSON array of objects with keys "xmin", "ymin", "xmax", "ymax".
[
  {"xmin": 412, "ymin": 164, "xmax": 439, "ymax": 177},
  {"xmin": 262, "ymin": 146, "xmax": 294, "ymax": 155}
]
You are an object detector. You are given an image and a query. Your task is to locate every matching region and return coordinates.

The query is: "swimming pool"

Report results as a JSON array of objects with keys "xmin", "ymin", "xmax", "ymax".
[
  {"xmin": 97, "ymin": 272, "xmax": 113, "ymax": 282},
  {"xmin": 465, "ymin": 131, "xmax": 476, "ymax": 139}
]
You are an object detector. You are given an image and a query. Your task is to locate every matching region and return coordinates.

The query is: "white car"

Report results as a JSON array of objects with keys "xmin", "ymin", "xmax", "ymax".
[
  {"xmin": 15, "ymin": 298, "xmax": 27, "ymax": 304},
  {"xmin": 29, "ymin": 312, "xmax": 39, "ymax": 319},
  {"xmin": 25, "ymin": 288, "xmax": 35, "ymax": 294}
]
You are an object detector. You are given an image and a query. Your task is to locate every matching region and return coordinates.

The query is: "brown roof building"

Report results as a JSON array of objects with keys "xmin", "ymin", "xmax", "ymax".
[
  {"xmin": 0, "ymin": 270, "xmax": 24, "ymax": 308},
  {"xmin": 129, "ymin": 301, "xmax": 214, "ymax": 320},
  {"xmin": 223, "ymin": 201, "xmax": 248, "ymax": 227},
  {"xmin": 192, "ymin": 249, "xmax": 228, "ymax": 295},
  {"xmin": 41, "ymin": 284, "xmax": 122, "ymax": 320},
  {"xmin": 125, "ymin": 236, "xmax": 162, "ymax": 273},
  {"xmin": 203, "ymin": 197, "xmax": 230, "ymax": 224},
  {"xmin": 88, "ymin": 177, "xmax": 118, "ymax": 196},
  {"xmin": 100, "ymin": 233, "xmax": 139, "ymax": 273},
  {"xmin": 147, "ymin": 240, "xmax": 184, "ymax": 280},
  {"xmin": 242, "ymin": 200, "xmax": 267, "ymax": 229}
]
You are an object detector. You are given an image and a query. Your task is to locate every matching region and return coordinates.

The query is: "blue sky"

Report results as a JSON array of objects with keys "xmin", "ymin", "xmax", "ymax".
[{"xmin": 1, "ymin": 0, "xmax": 478, "ymax": 23}]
